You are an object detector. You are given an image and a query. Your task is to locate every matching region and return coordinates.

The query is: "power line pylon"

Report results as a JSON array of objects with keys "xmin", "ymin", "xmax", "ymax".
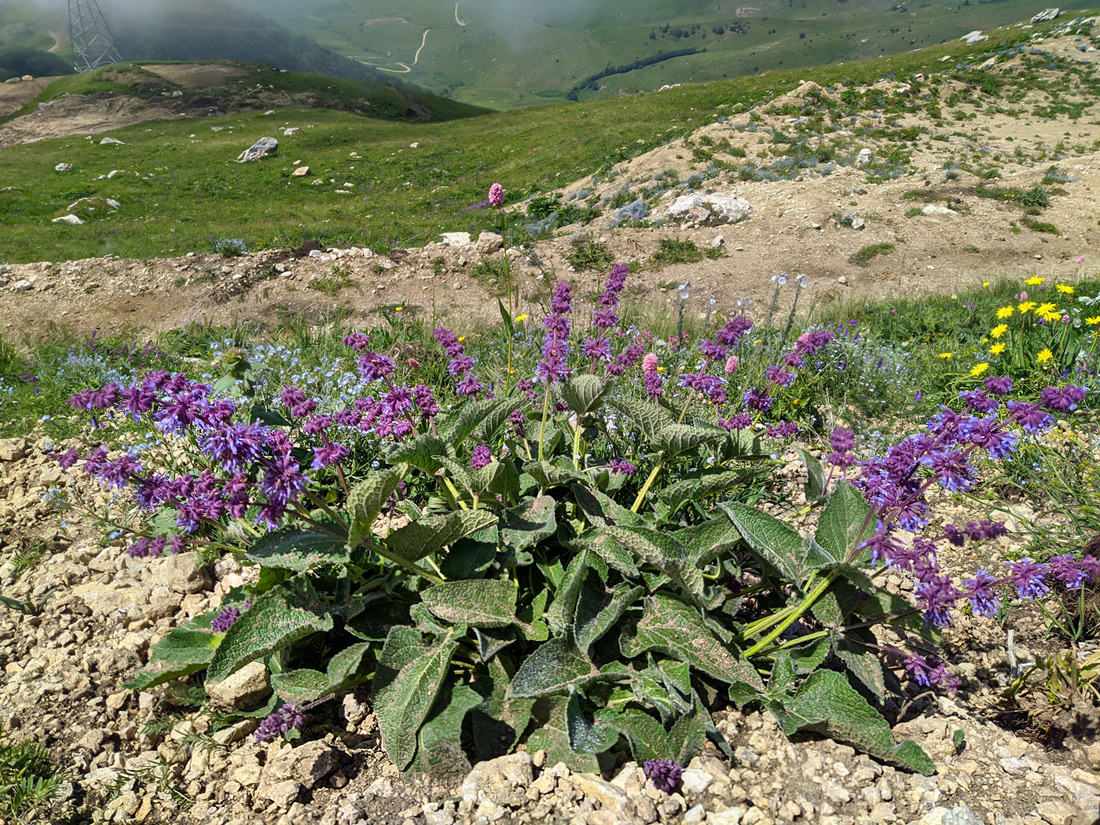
[{"xmin": 69, "ymin": 0, "xmax": 122, "ymax": 73}]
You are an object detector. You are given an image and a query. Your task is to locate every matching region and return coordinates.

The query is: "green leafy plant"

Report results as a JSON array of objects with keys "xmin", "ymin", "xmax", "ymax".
[
  {"xmin": 651, "ymin": 238, "xmax": 704, "ymax": 266},
  {"xmin": 63, "ymin": 259, "xmax": 1099, "ymax": 782},
  {"xmin": 849, "ymin": 242, "xmax": 895, "ymax": 266},
  {"xmin": 0, "ymin": 724, "xmax": 65, "ymax": 823}
]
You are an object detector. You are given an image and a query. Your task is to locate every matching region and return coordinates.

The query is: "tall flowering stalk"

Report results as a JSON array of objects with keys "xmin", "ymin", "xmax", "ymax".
[{"xmin": 536, "ymin": 281, "xmax": 573, "ymax": 460}]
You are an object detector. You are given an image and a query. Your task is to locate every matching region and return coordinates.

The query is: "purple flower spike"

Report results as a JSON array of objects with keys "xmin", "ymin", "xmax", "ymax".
[
  {"xmin": 1007, "ymin": 558, "xmax": 1049, "ymax": 601},
  {"xmin": 643, "ymin": 758, "xmax": 683, "ymax": 793},
  {"xmin": 488, "ymin": 182, "xmax": 505, "ymax": 207},
  {"xmin": 211, "ymin": 606, "xmax": 241, "ymax": 633},
  {"xmin": 254, "ymin": 702, "xmax": 306, "ymax": 743},
  {"xmin": 470, "ymin": 445, "xmax": 493, "ymax": 470}
]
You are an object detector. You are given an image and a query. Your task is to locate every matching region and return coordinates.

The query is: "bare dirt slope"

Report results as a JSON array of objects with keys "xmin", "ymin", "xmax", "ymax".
[{"xmin": 3, "ymin": 30, "xmax": 1100, "ymax": 339}]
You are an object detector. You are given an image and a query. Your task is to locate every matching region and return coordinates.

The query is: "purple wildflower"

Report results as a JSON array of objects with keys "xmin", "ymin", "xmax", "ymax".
[
  {"xmin": 211, "ymin": 606, "xmax": 241, "ymax": 633},
  {"xmin": 983, "ymin": 375, "xmax": 1012, "ymax": 396},
  {"xmin": 962, "ymin": 569, "xmax": 1002, "ymax": 618},
  {"xmin": 643, "ymin": 759, "xmax": 683, "ymax": 793},
  {"xmin": 1006, "ymin": 558, "xmax": 1049, "ymax": 601},
  {"xmin": 609, "ymin": 458, "xmax": 637, "ymax": 475},
  {"xmin": 488, "ymin": 182, "xmax": 505, "ymax": 207},
  {"xmin": 254, "ymin": 702, "xmax": 306, "ymax": 743},
  {"xmin": 470, "ymin": 445, "xmax": 493, "ymax": 470}
]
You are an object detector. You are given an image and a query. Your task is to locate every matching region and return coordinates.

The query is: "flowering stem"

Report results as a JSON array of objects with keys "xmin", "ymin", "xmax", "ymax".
[
  {"xmin": 743, "ymin": 573, "xmax": 835, "ymax": 658},
  {"xmin": 537, "ymin": 384, "xmax": 552, "ymax": 462},
  {"xmin": 630, "ymin": 460, "xmax": 664, "ymax": 513},
  {"xmin": 572, "ymin": 419, "xmax": 584, "ymax": 471}
]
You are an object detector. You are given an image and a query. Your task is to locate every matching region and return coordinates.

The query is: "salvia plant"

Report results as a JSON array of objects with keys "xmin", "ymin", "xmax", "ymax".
[{"xmin": 59, "ymin": 192, "xmax": 1100, "ymax": 779}]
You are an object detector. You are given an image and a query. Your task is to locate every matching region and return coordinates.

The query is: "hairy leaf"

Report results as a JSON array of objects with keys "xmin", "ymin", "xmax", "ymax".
[
  {"xmin": 766, "ymin": 670, "xmax": 935, "ymax": 775},
  {"xmin": 437, "ymin": 397, "xmax": 517, "ymax": 445},
  {"xmin": 511, "ymin": 638, "xmax": 608, "ymax": 698},
  {"xmin": 815, "ymin": 482, "xmax": 872, "ymax": 562},
  {"xmin": 385, "ymin": 510, "xmax": 498, "ymax": 563},
  {"xmin": 326, "ymin": 641, "xmax": 373, "ymax": 689},
  {"xmin": 374, "ymin": 625, "xmax": 463, "ymax": 771},
  {"xmin": 526, "ymin": 696, "xmax": 601, "ymax": 774},
  {"xmin": 499, "ymin": 495, "xmax": 557, "ymax": 552},
  {"xmin": 271, "ymin": 668, "xmax": 328, "ymax": 704},
  {"xmin": 834, "ymin": 630, "xmax": 887, "ymax": 702},
  {"xmin": 674, "ymin": 518, "xmax": 743, "ymax": 566},
  {"xmin": 384, "ymin": 434, "xmax": 451, "ymax": 474},
  {"xmin": 621, "ymin": 594, "xmax": 762, "ymax": 698},
  {"xmin": 524, "ymin": 460, "xmax": 585, "ymax": 488},
  {"xmin": 796, "ymin": 447, "xmax": 826, "ymax": 503},
  {"xmin": 558, "ymin": 374, "xmax": 613, "ymax": 417},
  {"xmin": 566, "ymin": 691, "xmax": 620, "ymax": 754},
  {"xmin": 596, "ymin": 708, "xmax": 668, "ymax": 764},
  {"xmin": 656, "ymin": 423, "xmax": 725, "ymax": 457},
  {"xmin": 422, "ymin": 579, "xmax": 517, "ymax": 628},
  {"xmin": 600, "ymin": 525, "xmax": 702, "ymax": 601},
  {"xmin": 659, "ymin": 471, "xmax": 746, "ymax": 512},
  {"xmin": 347, "ymin": 464, "xmax": 408, "ymax": 550},
  {"xmin": 245, "ymin": 529, "xmax": 350, "ymax": 573},
  {"xmin": 575, "ymin": 578, "xmax": 644, "ymax": 655},
  {"xmin": 409, "ymin": 681, "xmax": 482, "ymax": 777},
  {"xmin": 124, "ymin": 626, "xmax": 219, "ymax": 690},
  {"xmin": 722, "ymin": 502, "xmax": 807, "ymax": 585},
  {"xmin": 609, "ymin": 397, "xmax": 675, "ymax": 442},
  {"xmin": 207, "ymin": 588, "xmax": 334, "ymax": 683},
  {"xmin": 668, "ymin": 701, "xmax": 707, "ymax": 765}
]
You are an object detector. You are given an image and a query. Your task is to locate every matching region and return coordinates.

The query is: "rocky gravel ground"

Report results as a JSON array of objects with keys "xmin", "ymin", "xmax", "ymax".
[{"xmin": 2, "ymin": 435, "xmax": 1099, "ymax": 825}]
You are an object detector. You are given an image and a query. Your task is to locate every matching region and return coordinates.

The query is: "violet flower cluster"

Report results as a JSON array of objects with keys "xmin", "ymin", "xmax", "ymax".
[
  {"xmin": 254, "ymin": 702, "xmax": 306, "ymax": 743},
  {"xmin": 642, "ymin": 758, "xmax": 683, "ymax": 793},
  {"xmin": 434, "ymin": 326, "xmax": 484, "ymax": 397},
  {"xmin": 828, "ymin": 384, "xmax": 1100, "ymax": 689},
  {"xmin": 536, "ymin": 282, "xmax": 573, "ymax": 384}
]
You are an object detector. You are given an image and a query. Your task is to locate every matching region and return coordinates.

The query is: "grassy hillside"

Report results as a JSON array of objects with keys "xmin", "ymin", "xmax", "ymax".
[
  {"xmin": 243, "ymin": 0, "xmax": 1099, "ymax": 108},
  {"xmin": 0, "ymin": 14, "xmax": 1085, "ymax": 265},
  {"xmin": 0, "ymin": 61, "xmax": 489, "ymax": 127}
]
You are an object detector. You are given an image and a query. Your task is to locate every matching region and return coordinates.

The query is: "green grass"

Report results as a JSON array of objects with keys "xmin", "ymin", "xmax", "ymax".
[
  {"xmin": 244, "ymin": 0, "xmax": 1097, "ymax": 109},
  {"xmin": 0, "ymin": 723, "xmax": 65, "ymax": 823},
  {"xmin": 848, "ymin": 242, "xmax": 895, "ymax": 266},
  {"xmin": 651, "ymin": 238, "xmax": 704, "ymax": 266}
]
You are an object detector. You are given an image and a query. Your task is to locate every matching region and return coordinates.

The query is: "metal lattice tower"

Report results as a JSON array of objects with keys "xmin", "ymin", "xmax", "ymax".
[{"xmin": 69, "ymin": 0, "xmax": 122, "ymax": 73}]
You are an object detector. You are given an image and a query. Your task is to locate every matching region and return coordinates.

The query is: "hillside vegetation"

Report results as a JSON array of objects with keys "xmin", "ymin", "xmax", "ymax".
[{"xmin": 245, "ymin": 0, "xmax": 1100, "ymax": 108}]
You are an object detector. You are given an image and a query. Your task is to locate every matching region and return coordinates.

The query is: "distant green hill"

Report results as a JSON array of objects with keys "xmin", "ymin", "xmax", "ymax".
[
  {"xmin": 1, "ymin": 61, "xmax": 489, "ymax": 126},
  {"xmin": 240, "ymin": 0, "xmax": 1099, "ymax": 109}
]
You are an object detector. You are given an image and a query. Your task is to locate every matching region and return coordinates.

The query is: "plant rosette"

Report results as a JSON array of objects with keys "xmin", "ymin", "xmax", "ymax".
[{"xmin": 60, "ymin": 261, "xmax": 1099, "ymax": 779}]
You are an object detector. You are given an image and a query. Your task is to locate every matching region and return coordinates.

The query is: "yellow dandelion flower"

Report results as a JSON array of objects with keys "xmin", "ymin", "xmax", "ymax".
[
  {"xmin": 1025, "ymin": 276, "xmax": 1045, "ymax": 286},
  {"xmin": 1037, "ymin": 348, "xmax": 1053, "ymax": 363},
  {"xmin": 1040, "ymin": 310, "xmax": 1062, "ymax": 323},
  {"xmin": 1036, "ymin": 302, "xmax": 1057, "ymax": 316},
  {"xmin": 514, "ymin": 314, "xmax": 529, "ymax": 322},
  {"xmin": 991, "ymin": 324, "xmax": 1008, "ymax": 339},
  {"xmin": 970, "ymin": 362, "xmax": 990, "ymax": 377},
  {"xmin": 996, "ymin": 306, "xmax": 1014, "ymax": 319},
  {"xmin": 1018, "ymin": 301, "xmax": 1037, "ymax": 313},
  {"xmin": 1086, "ymin": 316, "xmax": 1100, "ymax": 326},
  {"xmin": 938, "ymin": 352, "xmax": 953, "ymax": 360},
  {"xmin": 982, "ymin": 281, "xmax": 991, "ymax": 287},
  {"xmin": 990, "ymin": 342, "xmax": 1006, "ymax": 355},
  {"xmin": 1056, "ymin": 284, "xmax": 1075, "ymax": 294},
  {"xmin": 458, "ymin": 336, "xmax": 466, "ymax": 342}
]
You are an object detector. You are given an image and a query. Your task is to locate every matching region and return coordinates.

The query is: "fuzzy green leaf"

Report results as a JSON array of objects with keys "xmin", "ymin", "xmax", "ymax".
[
  {"xmin": 766, "ymin": 670, "xmax": 935, "ymax": 775},
  {"xmin": 566, "ymin": 691, "xmax": 620, "ymax": 754},
  {"xmin": 499, "ymin": 495, "xmax": 557, "ymax": 552},
  {"xmin": 245, "ymin": 529, "xmax": 350, "ymax": 573},
  {"xmin": 659, "ymin": 470, "xmax": 747, "ymax": 512},
  {"xmin": 621, "ymin": 594, "xmax": 762, "ymax": 698},
  {"xmin": 722, "ymin": 502, "xmax": 807, "ymax": 585},
  {"xmin": 575, "ymin": 579, "xmax": 644, "ymax": 655},
  {"xmin": 656, "ymin": 423, "xmax": 725, "ymax": 456},
  {"xmin": 526, "ymin": 696, "xmax": 601, "ymax": 773},
  {"xmin": 347, "ymin": 465, "xmax": 408, "ymax": 550},
  {"xmin": 600, "ymin": 525, "xmax": 702, "ymax": 601},
  {"xmin": 609, "ymin": 397, "xmax": 675, "ymax": 442},
  {"xmin": 524, "ymin": 460, "xmax": 585, "ymax": 488},
  {"xmin": 511, "ymin": 638, "xmax": 607, "ymax": 698},
  {"xmin": 595, "ymin": 708, "xmax": 668, "ymax": 764},
  {"xmin": 270, "ymin": 669, "xmax": 328, "ymax": 704},
  {"xmin": 796, "ymin": 447, "xmax": 826, "ymax": 503},
  {"xmin": 668, "ymin": 702, "xmax": 707, "ymax": 765},
  {"xmin": 422, "ymin": 579, "xmax": 517, "ymax": 628},
  {"xmin": 815, "ymin": 482, "xmax": 872, "ymax": 562},
  {"xmin": 384, "ymin": 434, "xmax": 451, "ymax": 474},
  {"xmin": 834, "ymin": 630, "xmax": 887, "ymax": 702},
  {"xmin": 409, "ymin": 681, "xmax": 482, "ymax": 777},
  {"xmin": 374, "ymin": 625, "xmax": 464, "ymax": 771},
  {"xmin": 558, "ymin": 375, "xmax": 612, "ymax": 417},
  {"xmin": 575, "ymin": 532, "xmax": 640, "ymax": 579},
  {"xmin": 385, "ymin": 510, "xmax": 498, "ymax": 563},
  {"xmin": 206, "ymin": 588, "xmax": 334, "ymax": 684},
  {"xmin": 124, "ymin": 627, "xmax": 220, "ymax": 690},
  {"xmin": 674, "ymin": 518, "xmax": 743, "ymax": 565},
  {"xmin": 326, "ymin": 642, "xmax": 373, "ymax": 689},
  {"xmin": 438, "ymin": 397, "xmax": 519, "ymax": 446}
]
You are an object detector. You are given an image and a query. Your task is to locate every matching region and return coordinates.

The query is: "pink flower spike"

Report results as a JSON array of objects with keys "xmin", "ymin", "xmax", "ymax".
[
  {"xmin": 724, "ymin": 355, "xmax": 739, "ymax": 374},
  {"xmin": 488, "ymin": 183, "xmax": 505, "ymax": 208},
  {"xmin": 1077, "ymin": 256, "xmax": 1086, "ymax": 265}
]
